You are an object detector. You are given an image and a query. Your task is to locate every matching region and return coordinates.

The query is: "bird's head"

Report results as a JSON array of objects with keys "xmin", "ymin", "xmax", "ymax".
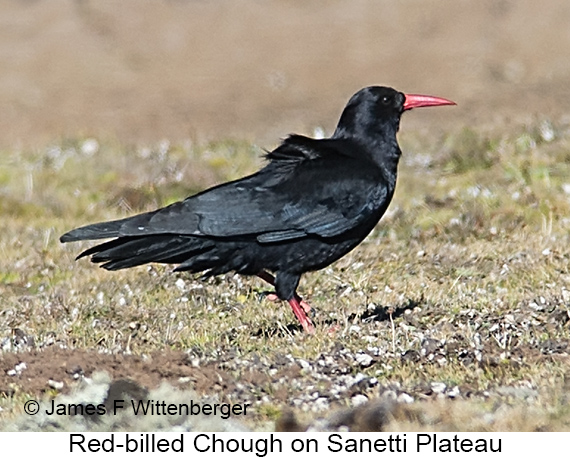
[{"xmin": 333, "ymin": 86, "xmax": 455, "ymax": 143}]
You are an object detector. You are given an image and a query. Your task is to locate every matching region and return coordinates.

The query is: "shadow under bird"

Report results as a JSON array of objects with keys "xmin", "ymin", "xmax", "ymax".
[{"xmin": 61, "ymin": 86, "xmax": 455, "ymax": 333}]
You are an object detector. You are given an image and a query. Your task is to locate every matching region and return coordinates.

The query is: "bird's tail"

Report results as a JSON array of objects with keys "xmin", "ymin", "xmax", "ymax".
[
  {"xmin": 61, "ymin": 214, "xmax": 217, "ymax": 271},
  {"xmin": 73, "ymin": 235, "xmax": 215, "ymax": 271},
  {"xmin": 60, "ymin": 212, "xmax": 154, "ymax": 243}
]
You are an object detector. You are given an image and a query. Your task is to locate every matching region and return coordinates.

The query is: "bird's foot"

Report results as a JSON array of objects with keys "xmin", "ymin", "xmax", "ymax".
[
  {"xmin": 265, "ymin": 292, "xmax": 314, "ymax": 333},
  {"xmin": 287, "ymin": 296, "xmax": 315, "ymax": 334},
  {"xmin": 297, "ymin": 296, "xmax": 312, "ymax": 315},
  {"xmin": 257, "ymin": 271, "xmax": 315, "ymax": 333}
]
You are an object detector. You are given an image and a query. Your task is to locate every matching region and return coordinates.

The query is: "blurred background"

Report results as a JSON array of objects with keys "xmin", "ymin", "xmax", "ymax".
[{"xmin": 1, "ymin": 0, "xmax": 569, "ymax": 147}]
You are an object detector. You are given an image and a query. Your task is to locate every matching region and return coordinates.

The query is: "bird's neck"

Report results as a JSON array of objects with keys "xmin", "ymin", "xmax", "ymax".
[{"xmin": 332, "ymin": 120, "xmax": 402, "ymax": 179}]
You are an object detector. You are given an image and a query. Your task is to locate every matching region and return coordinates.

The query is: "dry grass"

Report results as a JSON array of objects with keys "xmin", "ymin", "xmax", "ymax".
[{"xmin": 2, "ymin": 119, "xmax": 570, "ymax": 431}]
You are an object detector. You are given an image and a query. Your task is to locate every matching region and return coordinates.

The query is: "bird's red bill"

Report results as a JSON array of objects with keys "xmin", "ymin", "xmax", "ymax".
[{"xmin": 403, "ymin": 94, "xmax": 456, "ymax": 111}]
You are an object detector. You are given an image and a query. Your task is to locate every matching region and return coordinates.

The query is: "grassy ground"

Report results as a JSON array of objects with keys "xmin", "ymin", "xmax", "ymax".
[{"xmin": 2, "ymin": 120, "xmax": 570, "ymax": 431}]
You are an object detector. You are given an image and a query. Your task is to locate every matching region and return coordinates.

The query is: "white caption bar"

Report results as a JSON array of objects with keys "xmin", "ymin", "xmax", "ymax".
[{"xmin": 0, "ymin": 431, "xmax": 556, "ymax": 455}]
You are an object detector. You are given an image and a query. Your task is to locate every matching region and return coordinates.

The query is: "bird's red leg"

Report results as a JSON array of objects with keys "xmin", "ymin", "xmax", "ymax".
[
  {"xmin": 287, "ymin": 296, "xmax": 315, "ymax": 334},
  {"xmin": 257, "ymin": 271, "xmax": 315, "ymax": 333}
]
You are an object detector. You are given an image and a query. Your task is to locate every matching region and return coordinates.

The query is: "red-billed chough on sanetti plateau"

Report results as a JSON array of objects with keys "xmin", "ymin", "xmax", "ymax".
[{"xmin": 61, "ymin": 86, "xmax": 455, "ymax": 334}]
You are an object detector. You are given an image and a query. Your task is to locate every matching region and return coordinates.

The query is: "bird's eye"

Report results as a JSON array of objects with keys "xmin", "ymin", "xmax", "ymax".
[{"xmin": 381, "ymin": 96, "xmax": 391, "ymax": 105}]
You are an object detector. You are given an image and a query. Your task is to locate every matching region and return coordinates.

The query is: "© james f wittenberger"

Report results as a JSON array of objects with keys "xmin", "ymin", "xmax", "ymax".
[{"xmin": 40, "ymin": 398, "xmax": 249, "ymax": 419}]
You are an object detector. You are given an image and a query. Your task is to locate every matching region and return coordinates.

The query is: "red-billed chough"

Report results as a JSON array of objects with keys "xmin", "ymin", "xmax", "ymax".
[{"xmin": 60, "ymin": 86, "xmax": 455, "ymax": 333}]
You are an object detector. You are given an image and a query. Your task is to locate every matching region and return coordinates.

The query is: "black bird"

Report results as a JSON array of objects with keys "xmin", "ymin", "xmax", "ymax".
[{"xmin": 60, "ymin": 86, "xmax": 455, "ymax": 333}]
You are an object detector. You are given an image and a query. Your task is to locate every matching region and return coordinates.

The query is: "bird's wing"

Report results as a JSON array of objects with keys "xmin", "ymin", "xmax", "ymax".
[{"xmin": 61, "ymin": 136, "xmax": 388, "ymax": 243}]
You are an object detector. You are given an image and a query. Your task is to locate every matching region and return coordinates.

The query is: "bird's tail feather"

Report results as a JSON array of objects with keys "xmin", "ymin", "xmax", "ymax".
[
  {"xmin": 77, "ymin": 235, "xmax": 215, "ymax": 271},
  {"xmin": 60, "ymin": 220, "xmax": 124, "ymax": 242},
  {"xmin": 60, "ymin": 212, "xmax": 155, "ymax": 243}
]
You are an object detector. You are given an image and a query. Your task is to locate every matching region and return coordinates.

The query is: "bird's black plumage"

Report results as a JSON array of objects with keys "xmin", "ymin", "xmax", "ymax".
[{"xmin": 61, "ymin": 86, "xmax": 455, "ymax": 333}]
